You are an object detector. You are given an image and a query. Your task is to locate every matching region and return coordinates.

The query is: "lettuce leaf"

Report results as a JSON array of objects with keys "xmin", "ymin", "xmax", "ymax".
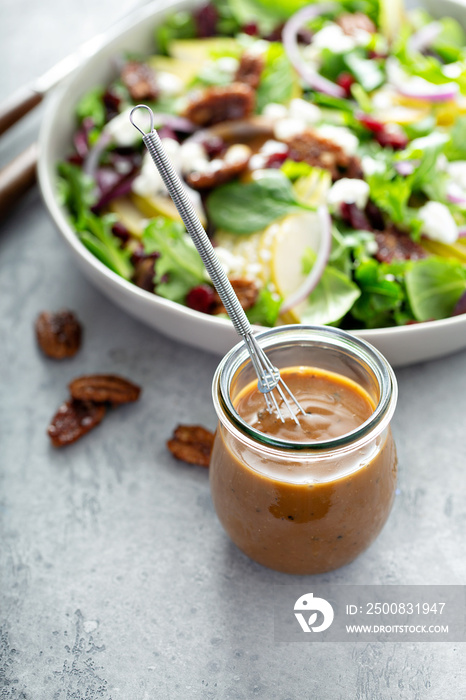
[
  {"xmin": 405, "ymin": 257, "xmax": 466, "ymax": 321},
  {"xmin": 142, "ymin": 217, "xmax": 205, "ymax": 303}
]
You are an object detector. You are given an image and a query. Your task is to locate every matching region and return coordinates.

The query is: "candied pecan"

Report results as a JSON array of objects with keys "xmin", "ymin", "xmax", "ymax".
[
  {"xmin": 182, "ymin": 84, "xmax": 255, "ymax": 127},
  {"xmin": 374, "ymin": 226, "xmax": 427, "ymax": 263},
  {"xmin": 234, "ymin": 53, "xmax": 265, "ymax": 90},
  {"xmin": 69, "ymin": 375, "xmax": 141, "ymax": 405},
  {"xmin": 121, "ymin": 61, "xmax": 159, "ymax": 101},
  {"xmin": 185, "ymin": 144, "xmax": 251, "ymax": 190},
  {"xmin": 35, "ymin": 310, "xmax": 82, "ymax": 359},
  {"xmin": 284, "ymin": 129, "xmax": 363, "ymax": 181},
  {"xmin": 212, "ymin": 277, "xmax": 258, "ymax": 315},
  {"xmin": 167, "ymin": 424, "xmax": 215, "ymax": 467},
  {"xmin": 133, "ymin": 257, "xmax": 156, "ymax": 292},
  {"xmin": 47, "ymin": 399, "xmax": 106, "ymax": 448},
  {"xmin": 336, "ymin": 12, "xmax": 376, "ymax": 36}
]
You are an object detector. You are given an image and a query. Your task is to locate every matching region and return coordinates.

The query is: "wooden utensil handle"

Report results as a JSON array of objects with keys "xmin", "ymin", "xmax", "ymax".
[
  {"xmin": 0, "ymin": 144, "xmax": 38, "ymax": 220},
  {"xmin": 0, "ymin": 86, "xmax": 42, "ymax": 136}
]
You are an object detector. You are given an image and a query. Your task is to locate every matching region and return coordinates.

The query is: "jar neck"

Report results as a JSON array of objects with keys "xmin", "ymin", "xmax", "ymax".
[{"xmin": 212, "ymin": 325, "xmax": 398, "ymax": 452}]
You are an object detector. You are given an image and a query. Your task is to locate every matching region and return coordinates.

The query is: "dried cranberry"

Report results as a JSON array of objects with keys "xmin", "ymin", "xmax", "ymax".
[
  {"xmin": 264, "ymin": 24, "xmax": 285, "ymax": 42},
  {"xmin": 264, "ymin": 151, "xmax": 288, "ymax": 169},
  {"xmin": 365, "ymin": 201, "xmax": 385, "ymax": 230},
  {"xmin": 158, "ymin": 125, "xmax": 179, "ymax": 142},
  {"xmin": 357, "ymin": 112, "xmax": 385, "ymax": 133},
  {"xmin": 194, "ymin": 3, "xmax": 218, "ymax": 37},
  {"xmin": 111, "ymin": 222, "xmax": 131, "ymax": 244},
  {"xmin": 103, "ymin": 87, "xmax": 121, "ymax": 120},
  {"xmin": 368, "ymin": 50, "xmax": 387, "ymax": 59},
  {"xmin": 340, "ymin": 202, "xmax": 371, "ymax": 231},
  {"xmin": 337, "ymin": 72, "xmax": 355, "ymax": 97},
  {"xmin": 242, "ymin": 22, "xmax": 259, "ymax": 36},
  {"xmin": 186, "ymin": 284, "xmax": 215, "ymax": 313},
  {"xmin": 200, "ymin": 135, "xmax": 225, "ymax": 159},
  {"xmin": 375, "ymin": 127, "xmax": 408, "ymax": 151}
]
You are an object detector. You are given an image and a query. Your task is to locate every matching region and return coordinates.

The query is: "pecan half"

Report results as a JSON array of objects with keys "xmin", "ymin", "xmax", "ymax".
[
  {"xmin": 336, "ymin": 12, "xmax": 376, "ymax": 36},
  {"xmin": 183, "ymin": 84, "xmax": 255, "ymax": 127},
  {"xmin": 374, "ymin": 227, "xmax": 427, "ymax": 263},
  {"xmin": 234, "ymin": 53, "xmax": 265, "ymax": 90},
  {"xmin": 133, "ymin": 257, "xmax": 156, "ymax": 292},
  {"xmin": 167, "ymin": 424, "xmax": 215, "ymax": 467},
  {"xmin": 35, "ymin": 310, "xmax": 82, "ymax": 359},
  {"xmin": 121, "ymin": 61, "xmax": 159, "ymax": 101},
  {"xmin": 69, "ymin": 375, "xmax": 141, "ymax": 405},
  {"xmin": 47, "ymin": 399, "xmax": 106, "ymax": 448},
  {"xmin": 285, "ymin": 129, "xmax": 363, "ymax": 181},
  {"xmin": 185, "ymin": 144, "xmax": 251, "ymax": 190},
  {"xmin": 212, "ymin": 277, "xmax": 258, "ymax": 315}
]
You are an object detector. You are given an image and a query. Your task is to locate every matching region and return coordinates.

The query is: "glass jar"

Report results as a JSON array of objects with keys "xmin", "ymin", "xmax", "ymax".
[{"xmin": 210, "ymin": 325, "xmax": 398, "ymax": 575}]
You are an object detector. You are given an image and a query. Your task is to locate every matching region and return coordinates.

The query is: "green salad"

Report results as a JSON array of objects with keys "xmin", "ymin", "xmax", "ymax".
[{"xmin": 58, "ymin": 0, "xmax": 466, "ymax": 329}]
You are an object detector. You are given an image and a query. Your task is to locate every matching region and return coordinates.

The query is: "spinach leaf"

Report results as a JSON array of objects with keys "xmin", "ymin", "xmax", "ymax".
[
  {"xmin": 405, "ymin": 257, "xmax": 466, "ymax": 321},
  {"xmin": 246, "ymin": 286, "xmax": 282, "ymax": 326},
  {"xmin": 207, "ymin": 171, "xmax": 313, "ymax": 234},
  {"xmin": 142, "ymin": 217, "xmax": 205, "ymax": 303},
  {"xmin": 298, "ymin": 249, "xmax": 361, "ymax": 325},
  {"xmin": 351, "ymin": 259, "xmax": 405, "ymax": 327},
  {"xmin": 256, "ymin": 43, "xmax": 294, "ymax": 113}
]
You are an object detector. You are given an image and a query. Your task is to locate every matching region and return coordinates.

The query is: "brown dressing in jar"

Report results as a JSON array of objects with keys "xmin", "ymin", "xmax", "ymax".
[{"xmin": 210, "ymin": 365, "xmax": 397, "ymax": 575}]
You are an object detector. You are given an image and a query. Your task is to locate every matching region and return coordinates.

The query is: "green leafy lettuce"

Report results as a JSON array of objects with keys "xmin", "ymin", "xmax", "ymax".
[
  {"xmin": 405, "ymin": 257, "xmax": 466, "ymax": 321},
  {"xmin": 142, "ymin": 217, "xmax": 206, "ymax": 303}
]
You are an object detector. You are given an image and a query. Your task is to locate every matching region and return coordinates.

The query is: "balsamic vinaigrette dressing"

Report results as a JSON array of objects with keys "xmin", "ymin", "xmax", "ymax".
[{"xmin": 233, "ymin": 367, "xmax": 375, "ymax": 443}]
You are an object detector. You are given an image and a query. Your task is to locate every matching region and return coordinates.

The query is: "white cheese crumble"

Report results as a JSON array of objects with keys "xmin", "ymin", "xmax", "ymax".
[
  {"xmin": 105, "ymin": 107, "xmax": 143, "ymax": 147},
  {"xmin": 361, "ymin": 155, "xmax": 385, "ymax": 176},
  {"xmin": 262, "ymin": 102, "xmax": 289, "ymax": 121},
  {"xmin": 156, "ymin": 71, "xmax": 184, "ymax": 97},
  {"xmin": 224, "ymin": 143, "xmax": 251, "ymax": 165},
  {"xmin": 216, "ymin": 56, "xmax": 239, "ymax": 74},
  {"xmin": 132, "ymin": 138, "xmax": 181, "ymax": 196},
  {"xmin": 327, "ymin": 178, "xmax": 370, "ymax": 211},
  {"xmin": 316, "ymin": 125, "xmax": 359, "ymax": 155},
  {"xmin": 179, "ymin": 141, "xmax": 209, "ymax": 175},
  {"xmin": 447, "ymin": 160, "xmax": 466, "ymax": 191},
  {"xmin": 311, "ymin": 23, "xmax": 357, "ymax": 53},
  {"xmin": 288, "ymin": 98, "xmax": 322, "ymax": 125},
  {"xmin": 274, "ymin": 117, "xmax": 307, "ymax": 141},
  {"xmin": 418, "ymin": 201, "xmax": 459, "ymax": 244}
]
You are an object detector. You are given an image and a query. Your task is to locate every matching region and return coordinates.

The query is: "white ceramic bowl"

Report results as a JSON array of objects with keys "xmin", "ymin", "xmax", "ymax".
[{"xmin": 38, "ymin": 0, "xmax": 466, "ymax": 366}]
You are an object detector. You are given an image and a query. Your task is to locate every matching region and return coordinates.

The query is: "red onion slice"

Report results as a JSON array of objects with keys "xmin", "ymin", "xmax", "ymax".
[
  {"xmin": 394, "ymin": 160, "xmax": 418, "ymax": 176},
  {"xmin": 408, "ymin": 21, "xmax": 441, "ymax": 54},
  {"xmin": 457, "ymin": 226, "xmax": 466, "ymax": 238},
  {"xmin": 279, "ymin": 205, "xmax": 332, "ymax": 314},
  {"xmin": 447, "ymin": 183, "xmax": 466, "ymax": 205},
  {"xmin": 397, "ymin": 81, "xmax": 458, "ymax": 103},
  {"xmin": 83, "ymin": 130, "xmax": 113, "ymax": 179},
  {"xmin": 282, "ymin": 3, "xmax": 346, "ymax": 98}
]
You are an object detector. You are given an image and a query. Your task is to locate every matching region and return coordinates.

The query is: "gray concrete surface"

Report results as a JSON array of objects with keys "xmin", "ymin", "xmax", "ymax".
[{"xmin": 1, "ymin": 1, "xmax": 466, "ymax": 698}]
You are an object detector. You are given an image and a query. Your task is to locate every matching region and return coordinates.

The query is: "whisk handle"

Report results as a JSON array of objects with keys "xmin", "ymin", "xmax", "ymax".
[{"xmin": 140, "ymin": 126, "xmax": 252, "ymax": 339}]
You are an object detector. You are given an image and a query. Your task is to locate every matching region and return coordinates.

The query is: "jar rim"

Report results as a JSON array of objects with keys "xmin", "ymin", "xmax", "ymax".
[{"xmin": 212, "ymin": 325, "xmax": 397, "ymax": 451}]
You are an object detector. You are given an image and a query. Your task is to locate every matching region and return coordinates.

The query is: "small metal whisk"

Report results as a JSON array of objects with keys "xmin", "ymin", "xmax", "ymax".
[{"xmin": 130, "ymin": 104, "xmax": 306, "ymax": 423}]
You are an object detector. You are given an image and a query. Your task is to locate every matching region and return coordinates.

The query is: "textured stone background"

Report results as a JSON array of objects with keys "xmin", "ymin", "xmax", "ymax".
[{"xmin": 1, "ymin": 0, "xmax": 466, "ymax": 698}]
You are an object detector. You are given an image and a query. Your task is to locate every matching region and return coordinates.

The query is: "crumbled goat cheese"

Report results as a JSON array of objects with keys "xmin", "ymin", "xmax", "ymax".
[
  {"xmin": 327, "ymin": 178, "xmax": 370, "ymax": 211},
  {"xmin": 274, "ymin": 118, "xmax": 307, "ymax": 141},
  {"xmin": 156, "ymin": 71, "xmax": 184, "ymax": 97},
  {"xmin": 132, "ymin": 138, "xmax": 181, "ymax": 196},
  {"xmin": 262, "ymin": 102, "xmax": 289, "ymax": 120},
  {"xmin": 288, "ymin": 98, "xmax": 322, "ymax": 125},
  {"xmin": 316, "ymin": 125, "xmax": 359, "ymax": 155},
  {"xmin": 418, "ymin": 201, "xmax": 459, "ymax": 244},
  {"xmin": 311, "ymin": 23, "xmax": 357, "ymax": 53}
]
